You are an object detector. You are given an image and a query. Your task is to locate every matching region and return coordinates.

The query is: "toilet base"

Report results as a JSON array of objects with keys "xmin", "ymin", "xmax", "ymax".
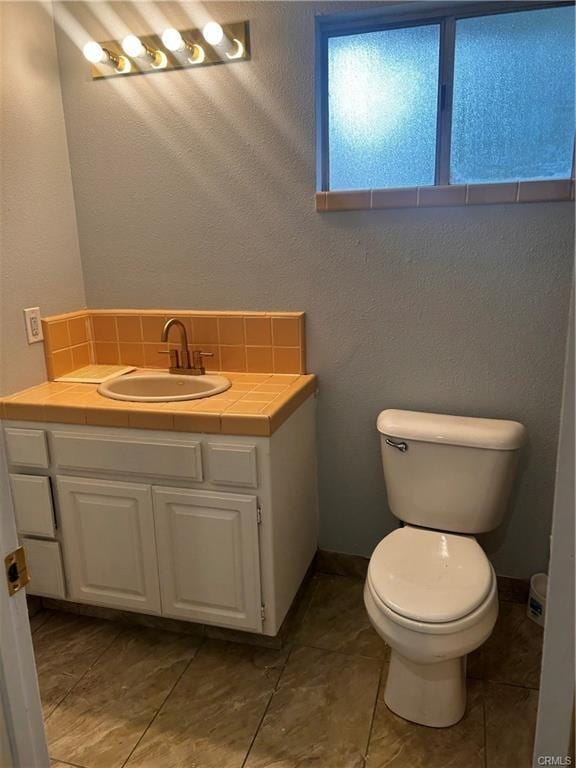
[{"xmin": 384, "ymin": 650, "xmax": 467, "ymax": 728}]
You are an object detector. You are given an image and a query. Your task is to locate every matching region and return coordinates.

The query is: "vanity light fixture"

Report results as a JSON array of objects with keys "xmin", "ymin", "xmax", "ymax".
[
  {"xmin": 161, "ymin": 28, "xmax": 205, "ymax": 64},
  {"xmin": 85, "ymin": 21, "xmax": 250, "ymax": 80},
  {"xmin": 122, "ymin": 34, "xmax": 167, "ymax": 69},
  {"xmin": 82, "ymin": 41, "xmax": 131, "ymax": 73}
]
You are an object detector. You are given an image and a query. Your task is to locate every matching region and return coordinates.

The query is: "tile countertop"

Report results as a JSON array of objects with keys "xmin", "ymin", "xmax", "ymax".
[{"xmin": 0, "ymin": 372, "xmax": 317, "ymax": 437}]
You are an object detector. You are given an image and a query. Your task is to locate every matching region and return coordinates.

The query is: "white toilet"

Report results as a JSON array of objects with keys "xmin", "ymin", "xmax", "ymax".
[{"xmin": 364, "ymin": 409, "xmax": 526, "ymax": 728}]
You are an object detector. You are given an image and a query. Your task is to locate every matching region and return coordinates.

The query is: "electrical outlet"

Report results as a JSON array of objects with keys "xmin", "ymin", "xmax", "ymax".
[{"xmin": 23, "ymin": 307, "xmax": 44, "ymax": 344}]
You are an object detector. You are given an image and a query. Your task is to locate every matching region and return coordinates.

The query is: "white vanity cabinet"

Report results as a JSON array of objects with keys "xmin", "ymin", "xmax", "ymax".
[{"xmin": 2, "ymin": 396, "xmax": 318, "ymax": 636}]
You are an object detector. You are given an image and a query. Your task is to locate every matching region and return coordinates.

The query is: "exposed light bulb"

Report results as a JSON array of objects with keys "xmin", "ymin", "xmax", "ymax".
[
  {"xmin": 83, "ymin": 40, "xmax": 131, "ymax": 73},
  {"xmin": 202, "ymin": 21, "xmax": 224, "ymax": 46},
  {"xmin": 122, "ymin": 34, "xmax": 145, "ymax": 58},
  {"xmin": 161, "ymin": 27, "xmax": 205, "ymax": 64},
  {"xmin": 83, "ymin": 41, "xmax": 106, "ymax": 64},
  {"xmin": 161, "ymin": 27, "xmax": 184, "ymax": 52},
  {"xmin": 122, "ymin": 34, "xmax": 167, "ymax": 69}
]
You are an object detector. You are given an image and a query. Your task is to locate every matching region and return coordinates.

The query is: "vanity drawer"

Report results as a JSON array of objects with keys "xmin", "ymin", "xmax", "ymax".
[
  {"xmin": 51, "ymin": 431, "xmax": 203, "ymax": 481},
  {"xmin": 206, "ymin": 443, "xmax": 258, "ymax": 487},
  {"xmin": 22, "ymin": 538, "xmax": 66, "ymax": 599},
  {"xmin": 10, "ymin": 474, "xmax": 56, "ymax": 538},
  {"xmin": 5, "ymin": 428, "xmax": 49, "ymax": 469}
]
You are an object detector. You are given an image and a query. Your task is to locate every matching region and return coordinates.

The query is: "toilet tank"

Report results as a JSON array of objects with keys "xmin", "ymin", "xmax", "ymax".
[{"xmin": 377, "ymin": 409, "xmax": 526, "ymax": 534}]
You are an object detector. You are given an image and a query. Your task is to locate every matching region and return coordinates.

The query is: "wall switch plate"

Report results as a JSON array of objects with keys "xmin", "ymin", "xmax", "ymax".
[{"xmin": 23, "ymin": 307, "xmax": 44, "ymax": 344}]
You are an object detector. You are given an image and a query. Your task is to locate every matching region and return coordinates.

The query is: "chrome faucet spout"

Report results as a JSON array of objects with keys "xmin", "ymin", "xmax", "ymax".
[
  {"xmin": 160, "ymin": 319, "xmax": 214, "ymax": 375},
  {"xmin": 161, "ymin": 318, "xmax": 191, "ymax": 371}
]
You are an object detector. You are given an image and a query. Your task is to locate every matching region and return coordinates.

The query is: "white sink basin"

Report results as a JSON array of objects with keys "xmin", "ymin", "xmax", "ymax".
[{"xmin": 98, "ymin": 373, "xmax": 231, "ymax": 403}]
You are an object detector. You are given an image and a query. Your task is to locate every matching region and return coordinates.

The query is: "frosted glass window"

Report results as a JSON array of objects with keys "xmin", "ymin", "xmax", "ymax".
[
  {"xmin": 328, "ymin": 25, "xmax": 441, "ymax": 190},
  {"xmin": 451, "ymin": 7, "xmax": 575, "ymax": 184}
]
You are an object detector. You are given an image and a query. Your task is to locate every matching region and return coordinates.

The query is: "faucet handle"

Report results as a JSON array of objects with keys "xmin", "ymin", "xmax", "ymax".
[{"xmin": 191, "ymin": 350, "xmax": 214, "ymax": 373}]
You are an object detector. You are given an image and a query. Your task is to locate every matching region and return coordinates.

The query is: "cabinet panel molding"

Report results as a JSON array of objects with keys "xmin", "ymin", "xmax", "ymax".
[
  {"xmin": 57, "ymin": 476, "xmax": 161, "ymax": 614},
  {"xmin": 52, "ymin": 431, "xmax": 203, "ymax": 481},
  {"xmin": 22, "ymin": 538, "xmax": 65, "ymax": 599},
  {"xmin": 153, "ymin": 487, "xmax": 262, "ymax": 631},
  {"xmin": 207, "ymin": 443, "xmax": 258, "ymax": 487},
  {"xmin": 10, "ymin": 474, "xmax": 55, "ymax": 538},
  {"xmin": 5, "ymin": 428, "xmax": 49, "ymax": 468}
]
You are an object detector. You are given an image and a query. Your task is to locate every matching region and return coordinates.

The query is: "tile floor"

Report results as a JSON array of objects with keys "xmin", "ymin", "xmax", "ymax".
[{"xmin": 30, "ymin": 573, "xmax": 543, "ymax": 768}]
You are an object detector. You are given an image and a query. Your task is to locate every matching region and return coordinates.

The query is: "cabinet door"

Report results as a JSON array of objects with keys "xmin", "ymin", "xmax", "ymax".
[
  {"xmin": 153, "ymin": 487, "xmax": 262, "ymax": 632},
  {"xmin": 57, "ymin": 477, "xmax": 161, "ymax": 614}
]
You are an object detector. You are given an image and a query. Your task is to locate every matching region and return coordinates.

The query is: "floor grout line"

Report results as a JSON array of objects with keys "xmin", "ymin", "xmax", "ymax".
[
  {"xmin": 294, "ymin": 639, "xmax": 389, "ymax": 663},
  {"xmin": 483, "ymin": 678, "xmax": 540, "ymax": 692},
  {"xmin": 240, "ymin": 644, "xmax": 295, "ymax": 768},
  {"xmin": 363, "ymin": 660, "xmax": 385, "ymax": 764},
  {"xmin": 30, "ymin": 609, "xmax": 54, "ymax": 635},
  {"xmin": 42, "ymin": 621, "xmax": 124, "ymax": 725},
  {"xmin": 119, "ymin": 635, "xmax": 207, "ymax": 768}
]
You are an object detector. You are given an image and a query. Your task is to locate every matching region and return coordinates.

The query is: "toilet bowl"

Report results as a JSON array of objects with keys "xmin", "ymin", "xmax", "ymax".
[
  {"xmin": 366, "ymin": 409, "xmax": 526, "ymax": 728},
  {"xmin": 364, "ymin": 526, "xmax": 498, "ymax": 727}
]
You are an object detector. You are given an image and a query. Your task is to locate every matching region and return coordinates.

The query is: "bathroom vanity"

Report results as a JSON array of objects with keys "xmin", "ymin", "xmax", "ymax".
[{"xmin": 0, "ymin": 375, "xmax": 318, "ymax": 637}]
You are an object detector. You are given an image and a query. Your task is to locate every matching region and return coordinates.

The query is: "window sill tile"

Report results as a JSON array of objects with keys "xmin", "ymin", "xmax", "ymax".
[
  {"xmin": 517, "ymin": 179, "xmax": 572, "ymax": 203},
  {"xmin": 325, "ymin": 189, "xmax": 371, "ymax": 211},
  {"xmin": 316, "ymin": 179, "xmax": 573, "ymax": 212},
  {"xmin": 419, "ymin": 185, "xmax": 466, "ymax": 206},
  {"xmin": 467, "ymin": 183, "xmax": 518, "ymax": 205},
  {"xmin": 372, "ymin": 187, "xmax": 417, "ymax": 209}
]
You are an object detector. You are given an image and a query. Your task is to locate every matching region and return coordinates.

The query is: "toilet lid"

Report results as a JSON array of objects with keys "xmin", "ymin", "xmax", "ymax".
[{"xmin": 368, "ymin": 526, "xmax": 493, "ymax": 623}]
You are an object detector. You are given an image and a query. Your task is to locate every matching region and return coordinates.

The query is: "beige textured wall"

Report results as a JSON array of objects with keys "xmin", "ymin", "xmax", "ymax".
[
  {"xmin": 40, "ymin": 1, "xmax": 576, "ymax": 576},
  {"xmin": 0, "ymin": 1, "xmax": 86, "ymax": 395}
]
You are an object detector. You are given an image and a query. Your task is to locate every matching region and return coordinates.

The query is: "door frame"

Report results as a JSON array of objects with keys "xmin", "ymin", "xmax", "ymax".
[{"xmin": 0, "ymin": 435, "xmax": 49, "ymax": 767}]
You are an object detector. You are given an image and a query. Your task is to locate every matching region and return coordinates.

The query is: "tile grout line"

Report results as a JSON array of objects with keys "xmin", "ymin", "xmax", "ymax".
[
  {"xmin": 30, "ymin": 609, "xmax": 54, "ymax": 635},
  {"xmin": 240, "ymin": 576, "xmax": 320, "ymax": 768},
  {"xmin": 293, "ymin": 639, "xmax": 388, "ymax": 663},
  {"xmin": 240, "ymin": 645, "xmax": 296, "ymax": 768},
  {"xmin": 483, "ymin": 678, "xmax": 541, "ymax": 692},
  {"xmin": 119, "ymin": 635, "xmax": 207, "ymax": 768},
  {"xmin": 46, "ymin": 623, "xmax": 125, "ymax": 767},
  {"xmin": 363, "ymin": 660, "xmax": 385, "ymax": 765},
  {"xmin": 43, "ymin": 622, "xmax": 124, "ymax": 726}
]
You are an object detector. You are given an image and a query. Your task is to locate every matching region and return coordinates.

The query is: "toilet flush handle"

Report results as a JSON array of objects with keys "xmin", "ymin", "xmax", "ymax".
[{"xmin": 385, "ymin": 438, "xmax": 408, "ymax": 452}]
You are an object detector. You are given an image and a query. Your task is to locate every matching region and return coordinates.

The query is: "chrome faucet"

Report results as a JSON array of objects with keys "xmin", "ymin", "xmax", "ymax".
[{"xmin": 160, "ymin": 318, "xmax": 213, "ymax": 375}]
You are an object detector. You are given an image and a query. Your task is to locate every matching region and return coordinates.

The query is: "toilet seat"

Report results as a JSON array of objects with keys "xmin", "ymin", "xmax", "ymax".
[{"xmin": 368, "ymin": 526, "xmax": 493, "ymax": 624}]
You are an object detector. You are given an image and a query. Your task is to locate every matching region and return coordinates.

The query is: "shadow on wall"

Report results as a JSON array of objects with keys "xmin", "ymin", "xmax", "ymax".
[{"xmin": 480, "ymin": 438, "xmax": 531, "ymax": 572}]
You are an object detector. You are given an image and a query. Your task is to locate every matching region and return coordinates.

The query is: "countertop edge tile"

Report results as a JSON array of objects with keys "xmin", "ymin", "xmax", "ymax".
[{"xmin": 0, "ymin": 372, "xmax": 317, "ymax": 436}]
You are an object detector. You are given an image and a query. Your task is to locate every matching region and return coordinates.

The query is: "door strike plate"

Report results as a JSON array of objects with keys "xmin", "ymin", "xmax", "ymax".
[{"xmin": 5, "ymin": 546, "xmax": 30, "ymax": 596}]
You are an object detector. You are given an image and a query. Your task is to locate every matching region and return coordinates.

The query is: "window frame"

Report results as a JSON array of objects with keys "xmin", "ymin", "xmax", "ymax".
[{"xmin": 316, "ymin": 1, "xmax": 576, "ymax": 200}]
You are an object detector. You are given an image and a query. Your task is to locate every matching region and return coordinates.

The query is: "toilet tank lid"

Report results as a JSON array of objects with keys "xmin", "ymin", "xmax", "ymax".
[{"xmin": 377, "ymin": 409, "xmax": 526, "ymax": 450}]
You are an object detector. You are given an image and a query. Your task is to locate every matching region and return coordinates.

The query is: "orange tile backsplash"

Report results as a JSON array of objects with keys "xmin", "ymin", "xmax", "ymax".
[{"xmin": 41, "ymin": 309, "xmax": 306, "ymax": 379}]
